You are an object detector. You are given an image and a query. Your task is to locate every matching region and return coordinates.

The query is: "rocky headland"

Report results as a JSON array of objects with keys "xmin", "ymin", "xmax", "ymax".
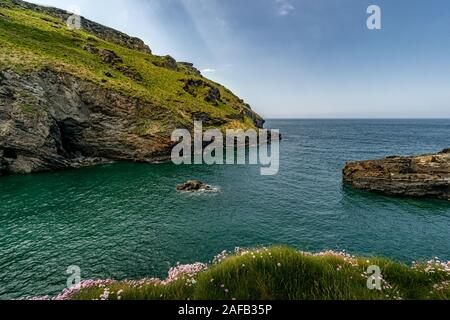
[
  {"xmin": 0, "ymin": 0, "xmax": 263, "ymax": 176},
  {"xmin": 343, "ymin": 149, "xmax": 450, "ymax": 201}
]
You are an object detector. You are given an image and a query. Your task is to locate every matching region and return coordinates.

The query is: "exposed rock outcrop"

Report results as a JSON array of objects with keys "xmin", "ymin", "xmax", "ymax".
[
  {"xmin": 150, "ymin": 56, "xmax": 204, "ymax": 77},
  {"xmin": 182, "ymin": 79, "xmax": 223, "ymax": 106},
  {"xmin": 343, "ymin": 149, "xmax": 450, "ymax": 201},
  {"xmin": 178, "ymin": 62, "xmax": 201, "ymax": 76},
  {"xmin": 152, "ymin": 55, "xmax": 178, "ymax": 71},
  {"xmin": 98, "ymin": 49, "xmax": 123, "ymax": 65}
]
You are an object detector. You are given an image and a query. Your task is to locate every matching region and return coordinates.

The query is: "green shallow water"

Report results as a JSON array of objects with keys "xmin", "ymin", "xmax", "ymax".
[{"xmin": 1, "ymin": 119, "xmax": 450, "ymax": 299}]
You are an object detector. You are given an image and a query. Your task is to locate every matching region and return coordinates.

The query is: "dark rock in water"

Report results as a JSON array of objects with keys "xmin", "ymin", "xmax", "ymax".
[
  {"xmin": 177, "ymin": 180, "xmax": 212, "ymax": 192},
  {"xmin": 343, "ymin": 149, "xmax": 450, "ymax": 201}
]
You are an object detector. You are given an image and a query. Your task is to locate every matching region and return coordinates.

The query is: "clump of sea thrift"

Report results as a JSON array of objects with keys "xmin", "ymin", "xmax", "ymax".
[
  {"xmin": 213, "ymin": 250, "xmax": 229, "ymax": 264},
  {"xmin": 433, "ymin": 281, "xmax": 450, "ymax": 291},
  {"xmin": 412, "ymin": 258, "xmax": 450, "ymax": 274},
  {"xmin": 99, "ymin": 288, "xmax": 110, "ymax": 300},
  {"xmin": 164, "ymin": 262, "xmax": 207, "ymax": 287},
  {"xmin": 24, "ymin": 279, "xmax": 116, "ymax": 301},
  {"xmin": 23, "ymin": 263, "xmax": 207, "ymax": 301}
]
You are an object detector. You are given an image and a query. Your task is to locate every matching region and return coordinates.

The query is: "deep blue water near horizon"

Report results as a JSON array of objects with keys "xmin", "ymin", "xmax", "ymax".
[{"xmin": 1, "ymin": 119, "xmax": 450, "ymax": 299}]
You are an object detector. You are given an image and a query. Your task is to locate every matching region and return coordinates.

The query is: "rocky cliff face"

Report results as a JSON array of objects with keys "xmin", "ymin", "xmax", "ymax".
[
  {"xmin": 343, "ymin": 150, "xmax": 450, "ymax": 201},
  {"xmin": 0, "ymin": 0, "xmax": 264, "ymax": 176},
  {"xmin": 0, "ymin": 69, "xmax": 177, "ymax": 174}
]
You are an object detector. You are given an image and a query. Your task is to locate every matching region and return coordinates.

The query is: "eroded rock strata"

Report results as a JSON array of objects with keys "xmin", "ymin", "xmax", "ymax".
[
  {"xmin": 343, "ymin": 149, "xmax": 450, "ymax": 201},
  {"xmin": 0, "ymin": 69, "xmax": 175, "ymax": 174}
]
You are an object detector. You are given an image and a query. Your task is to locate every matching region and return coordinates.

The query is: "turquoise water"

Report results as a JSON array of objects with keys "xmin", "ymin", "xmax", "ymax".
[{"xmin": 1, "ymin": 119, "xmax": 449, "ymax": 299}]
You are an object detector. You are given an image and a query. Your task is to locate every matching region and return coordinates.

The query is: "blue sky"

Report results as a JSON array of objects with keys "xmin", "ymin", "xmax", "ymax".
[{"xmin": 29, "ymin": 0, "xmax": 450, "ymax": 118}]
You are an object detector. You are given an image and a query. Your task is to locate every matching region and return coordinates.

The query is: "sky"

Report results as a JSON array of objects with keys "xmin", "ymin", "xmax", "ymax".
[{"xmin": 27, "ymin": 0, "xmax": 450, "ymax": 118}]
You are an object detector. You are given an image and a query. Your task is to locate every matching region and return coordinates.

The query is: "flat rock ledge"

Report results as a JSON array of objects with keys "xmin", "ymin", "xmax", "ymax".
[
  {"xmin": 343, "ymin": 149, "xmax": 450, "ymax": 201},
  {"xmin": 176, "ymin": 180, "xmax": 212, "ymax": 192}
]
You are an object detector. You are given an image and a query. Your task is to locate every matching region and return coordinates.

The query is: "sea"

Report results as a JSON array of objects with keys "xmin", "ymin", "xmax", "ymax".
[{"xmin": 1, "ymin": 119, "xmax": 449, "ymax": 299}]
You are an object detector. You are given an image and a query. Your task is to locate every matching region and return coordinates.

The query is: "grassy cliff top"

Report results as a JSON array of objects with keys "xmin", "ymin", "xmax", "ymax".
[
  {"xmin": 43, "ymin": 247, "xmax": 450, "ymax": 300},
  {"xmin": 0, "ymin": 0, "xmax": 262, "ymax": 131}
]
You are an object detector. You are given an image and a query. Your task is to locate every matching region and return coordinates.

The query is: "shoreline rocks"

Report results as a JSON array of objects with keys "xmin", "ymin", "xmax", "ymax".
[
  {"xmin": 176, "ymin": 180, "xmax": 212, "ymax": 192},
  {"xmin": 343, "ymin": 149, "xmax": 450, "ymax": 201}
]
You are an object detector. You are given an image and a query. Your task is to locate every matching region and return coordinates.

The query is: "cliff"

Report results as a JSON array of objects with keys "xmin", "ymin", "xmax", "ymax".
[
  {"xmin": 343, "ymin": 149, "xmax": 450, "ymax": 201},
  {"xmin": 0, "ymin": 0, "xmax": 263, "ymax": 175}
]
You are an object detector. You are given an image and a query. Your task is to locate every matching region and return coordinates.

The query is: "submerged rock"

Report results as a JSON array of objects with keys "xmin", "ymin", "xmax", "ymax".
[
  {"xmin": 176, "ymin": 180, "xmax": 212, "ymax": 192},
  {"xmin": 343, "ymin": 149, "xmax": 450, "ymax": 201}
]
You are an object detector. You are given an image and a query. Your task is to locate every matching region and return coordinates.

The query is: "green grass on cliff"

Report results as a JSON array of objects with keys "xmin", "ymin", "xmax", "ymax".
[
  {"xmin": 64, "ymin": 247, "xmax": 450, "ymax": 301},
  {"xmin": 0, "ymin": 0, "xmax": 258, "ymax": 131}
]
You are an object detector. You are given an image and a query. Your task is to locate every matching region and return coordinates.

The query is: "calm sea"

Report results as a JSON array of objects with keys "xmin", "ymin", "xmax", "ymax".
[{"xmin": 1, "ymin": 119, "xmax": 449, "ymax": 299}]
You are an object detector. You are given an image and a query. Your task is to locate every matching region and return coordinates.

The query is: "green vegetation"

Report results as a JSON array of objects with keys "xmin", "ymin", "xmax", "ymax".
[
  {"xmin": 0, "ymin": 0, "xmax": 259, "ymax": 132},
  {"xmin": 63, "ymin": 247, "xmax": 450, "ymax": 300}
]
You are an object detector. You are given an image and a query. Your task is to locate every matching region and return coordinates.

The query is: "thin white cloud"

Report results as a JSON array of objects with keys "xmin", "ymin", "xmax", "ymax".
[
  {"xmin": 275, "ymin": 0, "xmax": 295, "ymax": 16},
  {"xmin": 201, "ymin": 64, "xmax": 233, "ymax": 74}
]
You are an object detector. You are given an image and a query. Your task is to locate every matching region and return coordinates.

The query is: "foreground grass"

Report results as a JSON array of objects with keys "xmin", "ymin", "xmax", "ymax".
[{"xmin": 60, "ymin": 247, "xmax": 450, "ymax": 301}]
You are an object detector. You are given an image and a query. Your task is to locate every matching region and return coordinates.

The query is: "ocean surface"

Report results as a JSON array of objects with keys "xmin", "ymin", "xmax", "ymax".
[{"xmin": 1, "ymin": 119, "xmax": 449, "ymax": 299}]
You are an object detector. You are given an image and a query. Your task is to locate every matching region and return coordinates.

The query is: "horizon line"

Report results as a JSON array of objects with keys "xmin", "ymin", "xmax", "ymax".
[{"xmin": 264, "ymin": 117, "xmax": 450, "ymax": 120}]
